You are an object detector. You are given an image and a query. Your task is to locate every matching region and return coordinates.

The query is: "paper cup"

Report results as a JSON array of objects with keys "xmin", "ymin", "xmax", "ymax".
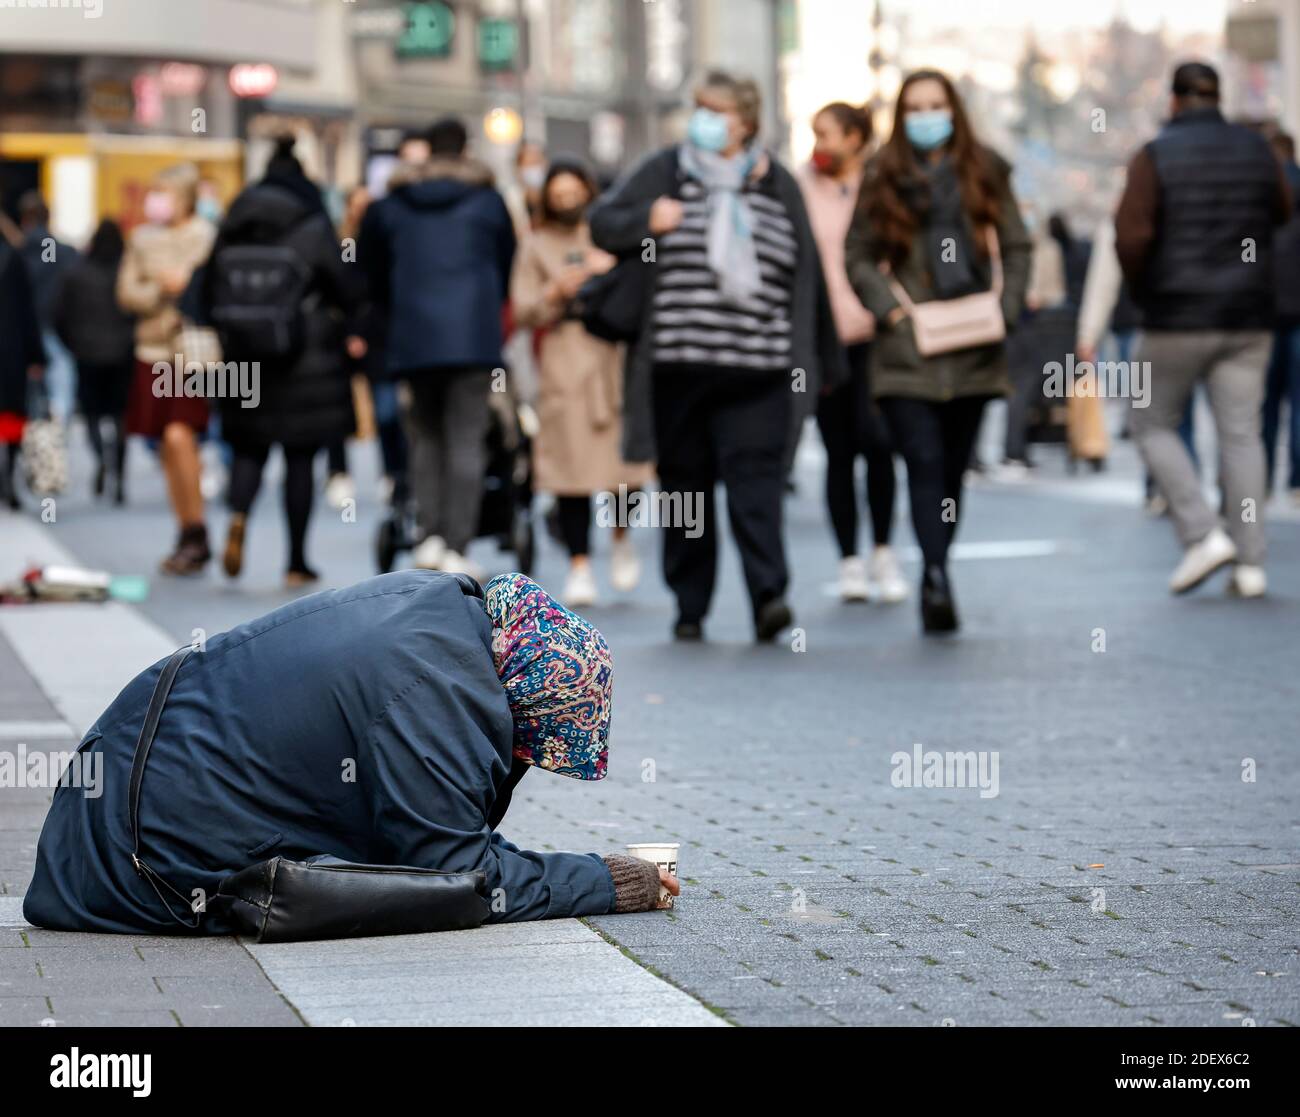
[{"xmin": 626, "ymin": 842, "xmax": 680, "ymax": 909}]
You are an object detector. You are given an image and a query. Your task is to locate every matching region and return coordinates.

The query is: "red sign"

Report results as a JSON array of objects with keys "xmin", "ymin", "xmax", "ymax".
[{"xmin": 229, "ymin": 64, "xmax": 278, "ymax": 99}]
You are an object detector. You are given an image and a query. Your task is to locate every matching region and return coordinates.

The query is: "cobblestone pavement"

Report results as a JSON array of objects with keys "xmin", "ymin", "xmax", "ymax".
[{"xmin": 2, "ymin": 418, "xmax": 1296, "ymax": 1025}]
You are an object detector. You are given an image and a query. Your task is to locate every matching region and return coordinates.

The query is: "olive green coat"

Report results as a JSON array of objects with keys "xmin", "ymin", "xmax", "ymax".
[{"xmin": 843, "ymin": 149, "xmax": 1032, "ymax": 402}]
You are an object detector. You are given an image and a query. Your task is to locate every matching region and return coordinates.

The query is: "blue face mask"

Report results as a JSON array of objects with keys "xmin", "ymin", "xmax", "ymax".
[
  {"xmin": 904, "ymin": 109, "xmax": 954, "ymax": 152},
  {"xmin": 687, "ymin": 108, "xmax": 731, "ymax": 153}
]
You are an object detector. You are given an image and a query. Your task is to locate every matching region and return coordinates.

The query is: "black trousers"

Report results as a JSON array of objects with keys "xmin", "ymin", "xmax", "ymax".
[
  {"xmin": 652, "ymin": 366, "xmax": 791, "ymax": 623},
  {"xmin": 227, "ymin": 440, "xmax": 319, "ymax": 573},
  {"xmin": 815, "ymin": 341, "xmax": 897, "ymax": 556},
  {"xmin": 556, "ymin": 495, "xmax": 591, "ymax": 558},
  {"xmin": 878, "ymin": 394, "xmax": 990, "ymax": 571}
]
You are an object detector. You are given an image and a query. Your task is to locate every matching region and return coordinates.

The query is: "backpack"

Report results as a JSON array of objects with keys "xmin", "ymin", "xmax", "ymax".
[{"xmin": 207, "ymin": 243, "xmax": 311, "ymax": 360}]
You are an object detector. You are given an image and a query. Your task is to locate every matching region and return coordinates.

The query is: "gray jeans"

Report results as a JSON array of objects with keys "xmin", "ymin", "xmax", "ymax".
[
  {"xmin": 1129, "ymin": 330, "xmax": 1270, "ymax": 566},
  {"xmin": 405, "ymin": 368, "xmax": 493, "ymax": 553}
]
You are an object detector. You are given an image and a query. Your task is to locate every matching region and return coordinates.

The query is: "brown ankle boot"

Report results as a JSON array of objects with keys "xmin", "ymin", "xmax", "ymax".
[
  {"xmin": 160, "ymin": 524, "xmax": 211, "ymax": 576},
  {"xmin": 223, "ymin": 514, "xmax": 247, "ymax": 578}
]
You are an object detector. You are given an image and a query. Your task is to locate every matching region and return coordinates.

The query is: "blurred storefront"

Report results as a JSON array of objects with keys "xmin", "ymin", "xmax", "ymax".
[
  {"xmin": 348, "ymin": 0, "xmax": 701, "ymax": 190},
  {"xmin": 0, "ymin": 0, "xmax": 331, "ymax": 241},
  {"xmin": 1225, "ymin": 0, "xmax": 1300, "ymax": 134}
]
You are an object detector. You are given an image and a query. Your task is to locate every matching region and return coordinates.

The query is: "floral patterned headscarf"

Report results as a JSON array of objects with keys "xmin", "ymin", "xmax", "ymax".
[{"xmin": 483, "ymin": 573, "xmax": 612, "ymax": 781}]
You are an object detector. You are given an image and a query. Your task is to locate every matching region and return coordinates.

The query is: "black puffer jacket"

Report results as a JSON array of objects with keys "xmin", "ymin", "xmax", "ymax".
[
  {"xmin": 0, "ymin": 242, "xmax": 44, "ymax": 416},
  {"xmin": 53, "ymin": 256, "xmax": 136, "ymax": 367},
  {"xmin": 201, "ymin": 178, "xmax": 363, "ymax": 449}
]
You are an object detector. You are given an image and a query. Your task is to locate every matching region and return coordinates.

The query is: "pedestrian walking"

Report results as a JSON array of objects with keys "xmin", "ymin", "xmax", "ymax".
[
  {"xmin": 339, "ymin": 184, "xmax": 408, "ymax": 506},
  {"xmin": 199, "ymin": 137, "xmax": 365, "ymax": 588},
  {"xmin": 1262, "ymin": 130, "xmax": 1300, "ymax": 502},
  {"xmin": 509, "ymin": 158, "xmax": 651, "ymax": 608},
  {"xmin": 0, "ymin": 232, "xmax": 45, "ymax": 510},
  {"xmin": 16, "ymin": 191, "xmax": 79, "ymax": 426},
  {"xmin": 845, "ymin": 69, "xmax": 1032, "ymax": 634},
  {"xmin": 53, "ymin": 219, "xmax": 136, "ymax": 504},
  {"xmin": 590, "ymin": 70, "xmax": 845, "ymax": 642},
  {"xmin": 359, "ymin": 117, "xmax": 517, "ymax": 581},
  {"xmin": 1116, "ymin": 62, "xmax": 1293, "ymax": 597},
  {"xmin": 118, "ymin": 163, "xmax": 216, "ymax": 575},
  {"xmin": 23, "ymin": 571, "xmax": 678, "ymax": 933},
  {"xmin": 797, "ymin": 101, "xmax": 907, "ymax": 604},
  {"xmin": 999, "ymin": 201, "xmax": 1065, "ymax": 477}
]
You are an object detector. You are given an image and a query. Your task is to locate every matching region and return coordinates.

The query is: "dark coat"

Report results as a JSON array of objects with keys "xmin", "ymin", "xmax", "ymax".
[
  {"xmin": 0, "ymin": 241, "xmax": 45, "ymax": 416},
  {"xmin": 53, "ymin": 255, "xmax": 136, "ymax": 367},
  {"xmin": 589, "ymin": 145, "xmax": 847, "ymax": 463},
  {"xmin": 1275, "ymin": 160, "xmax": 1300, "ymax": 324},
  {"xmin": 23, "ymin": 571, "xmax": 618, "ymax": 934},
  {"xmin": 20, "ymin": 225, "xmax": 79, "ymax": 329},
  {"xmin": 359, "ymin": 157, "xmax": 516, "ymax": 376},
  {"xmin": 843, "ymin": 147, "xmax": 1032, "ymax": 403},
  {"xmin": 200, "ymin": 180, "xmax": 364, "ymax": 449}
]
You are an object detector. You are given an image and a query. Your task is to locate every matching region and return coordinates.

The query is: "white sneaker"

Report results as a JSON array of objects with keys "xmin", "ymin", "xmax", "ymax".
[
  {"xmin": 1228, "ymin": 564, "xmax": 1266, "ymax": 598},
  {"xmin": 411, "ymin": 535, "xmax": 446, "ymax": 570},
  {"xmin": 325, "ymin": 472, "xmax": 355, "ymax": 510},
  {"xmin": 377, "ymin": 475, "xmax": 395, "ymax": 505},
  {"xmin": 837, "ymin": 555, "xmax": 870, "ymax": 602},
  {"xmin": 609, "ymin": 537, "xmax": 641, "ymax": 593},
  {"xmin": 563, "ymin": 563, "xmax": 598, "ymax": 608},
  {"xmin": 991, "ymin": 459, "xmax": 1031, "ymax": 483},
  {"xmin": 868, "ymin": 545, "xmax": 909, "ymax": 603},
  {"xmin": 1169, "ymin": 527, "xmax": 1237, "ymax": 594},
  {"xmin": 438, "ymin": 548, "xmax": 486, "ymax": 584}
]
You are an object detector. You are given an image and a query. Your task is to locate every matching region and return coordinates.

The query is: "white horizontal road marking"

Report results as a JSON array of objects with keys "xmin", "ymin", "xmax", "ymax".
[
  {"xmin": 821, "ymin": 539, "xmax": 1068, "ymax": 595},
  {"xmin": 0, "ymin": 720, "xmax": 78, "ymax": 740}
]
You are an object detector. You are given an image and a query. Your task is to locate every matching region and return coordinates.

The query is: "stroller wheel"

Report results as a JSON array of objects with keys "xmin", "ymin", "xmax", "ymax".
[
  {"xmin": 376, "ymin": 515, "xmax": 399, "ymax": 574},
  {"xmin": 512, "ymin": 514, "xmax": 535, "ymax": 576}
]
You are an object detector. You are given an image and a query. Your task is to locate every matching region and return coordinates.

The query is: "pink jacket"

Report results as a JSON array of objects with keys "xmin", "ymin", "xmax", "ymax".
[{"xmin": 797, "ymin": 162, "xmax": 875, "ymax": 345}]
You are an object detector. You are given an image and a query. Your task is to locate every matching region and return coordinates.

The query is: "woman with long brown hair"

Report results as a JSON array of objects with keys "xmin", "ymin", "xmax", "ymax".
[
  {"xmin": 845, "ymin": 70, "xmax": 1031, "ymax": 633},
  {"xmin": 510, "ymin": 157, "xmax": 650, "ymax": 608}
]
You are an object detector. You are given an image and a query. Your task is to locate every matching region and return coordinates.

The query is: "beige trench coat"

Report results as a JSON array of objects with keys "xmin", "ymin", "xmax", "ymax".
[{"xmin": 509, "ymin": 223, "xmax": 653, "ymax": 496}]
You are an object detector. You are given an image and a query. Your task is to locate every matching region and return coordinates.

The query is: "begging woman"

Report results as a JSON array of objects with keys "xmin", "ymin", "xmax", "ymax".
[{"xmin": 24, "ymin": 572, "xmax": 677, "ymax": 933}]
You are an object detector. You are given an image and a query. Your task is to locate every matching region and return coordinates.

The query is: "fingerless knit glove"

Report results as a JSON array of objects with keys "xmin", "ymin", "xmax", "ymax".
[{"xmin": 601, "ymin": 854, "xmax": 663, "ymax": 913}]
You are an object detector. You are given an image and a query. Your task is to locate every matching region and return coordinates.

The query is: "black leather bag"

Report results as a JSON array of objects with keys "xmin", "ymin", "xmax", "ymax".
[
  {"xmin": 129, "ymin": 644, "xmax": 491, "ymax": 942},
  {"xmin": 214, "ymin": 855, "xmax": 488, "ymax": 943},
  {"xmin": 574, "ymin": 256, "xmax": 649, "ymax": 343}
]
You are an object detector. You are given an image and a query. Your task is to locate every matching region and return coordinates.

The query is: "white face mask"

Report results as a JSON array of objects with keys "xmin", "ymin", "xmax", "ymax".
[{"xmin": 520, "ymin": 166, "xmax": 546, "ymax": 191}]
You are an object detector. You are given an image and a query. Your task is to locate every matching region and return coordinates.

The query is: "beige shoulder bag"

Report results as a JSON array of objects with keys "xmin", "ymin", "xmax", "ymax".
[{"xmin": 884, "ymin": 226, "xmax": 1006, "ymax": 357}]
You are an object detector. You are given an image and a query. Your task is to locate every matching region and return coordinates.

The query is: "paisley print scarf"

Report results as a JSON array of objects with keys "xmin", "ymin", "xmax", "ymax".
[{"xmin": 483, "ymin": 573, "xmax": 612, "ymax": 781}]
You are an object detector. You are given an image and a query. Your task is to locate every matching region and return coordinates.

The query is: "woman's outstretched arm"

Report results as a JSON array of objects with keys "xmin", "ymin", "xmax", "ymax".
[{"xmin": 361, "ymin": 673, "xmax": 658, "ymax": 921}]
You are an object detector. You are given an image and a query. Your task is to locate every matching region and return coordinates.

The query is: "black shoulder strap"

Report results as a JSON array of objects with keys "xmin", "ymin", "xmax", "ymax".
[{"xmin": 128, "ymin": 646, "xmax": 204, "ymax": 929}]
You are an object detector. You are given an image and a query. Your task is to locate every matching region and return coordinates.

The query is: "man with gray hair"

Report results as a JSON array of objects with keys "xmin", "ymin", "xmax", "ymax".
[{"xmin": 1117, "ymin": 61, "xmax": 1292, "ymax": 598}]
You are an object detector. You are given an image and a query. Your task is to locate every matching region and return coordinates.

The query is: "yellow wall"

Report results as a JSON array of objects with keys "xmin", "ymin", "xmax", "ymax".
[{"xmin": 0, "ymin": 133, "xmax": 244, "ymax": 229}]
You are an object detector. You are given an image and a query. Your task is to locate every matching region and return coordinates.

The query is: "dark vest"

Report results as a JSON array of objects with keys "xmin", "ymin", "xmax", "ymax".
[
  {"xmin": 1274, "ymin": 162, "xmax": 1300, "ymax": 323},
  {"xmin": 1140, "ymin": 107, "xmax": 1279, "ymax": 330}
]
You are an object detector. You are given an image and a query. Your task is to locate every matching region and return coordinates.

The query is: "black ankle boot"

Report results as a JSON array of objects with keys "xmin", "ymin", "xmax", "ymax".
[
  {"xmin": 754, "ymin": 597, "xmax": 793, "ymax": 643},
  {"xmin": 920, "ymin": 565, "xmax": 958, "ymax": 634}
]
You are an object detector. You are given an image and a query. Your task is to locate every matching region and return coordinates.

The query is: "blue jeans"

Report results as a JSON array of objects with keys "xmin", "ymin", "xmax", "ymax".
[
  {"xmin": 41, "ymin": 329, "xmax": 76, "ymax": 424},
  {"xmin": 1262, "ymin": 322, "xmax": 1300, "ymax": 491}
]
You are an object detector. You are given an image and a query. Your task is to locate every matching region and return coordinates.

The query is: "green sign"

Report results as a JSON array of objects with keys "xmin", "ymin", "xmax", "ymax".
[
  {"xmin": 397, "ymin": 2, "xmax": 455, "ymax": 59},
  {"xmin": 478, "ymin": 18, "xmax": 518, "ymax": 70}
]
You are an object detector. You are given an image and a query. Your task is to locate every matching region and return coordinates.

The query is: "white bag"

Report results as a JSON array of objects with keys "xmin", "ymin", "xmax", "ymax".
[{"xmin": 22, "ymin": 417, "xmax": 67, "ymax": 497}]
